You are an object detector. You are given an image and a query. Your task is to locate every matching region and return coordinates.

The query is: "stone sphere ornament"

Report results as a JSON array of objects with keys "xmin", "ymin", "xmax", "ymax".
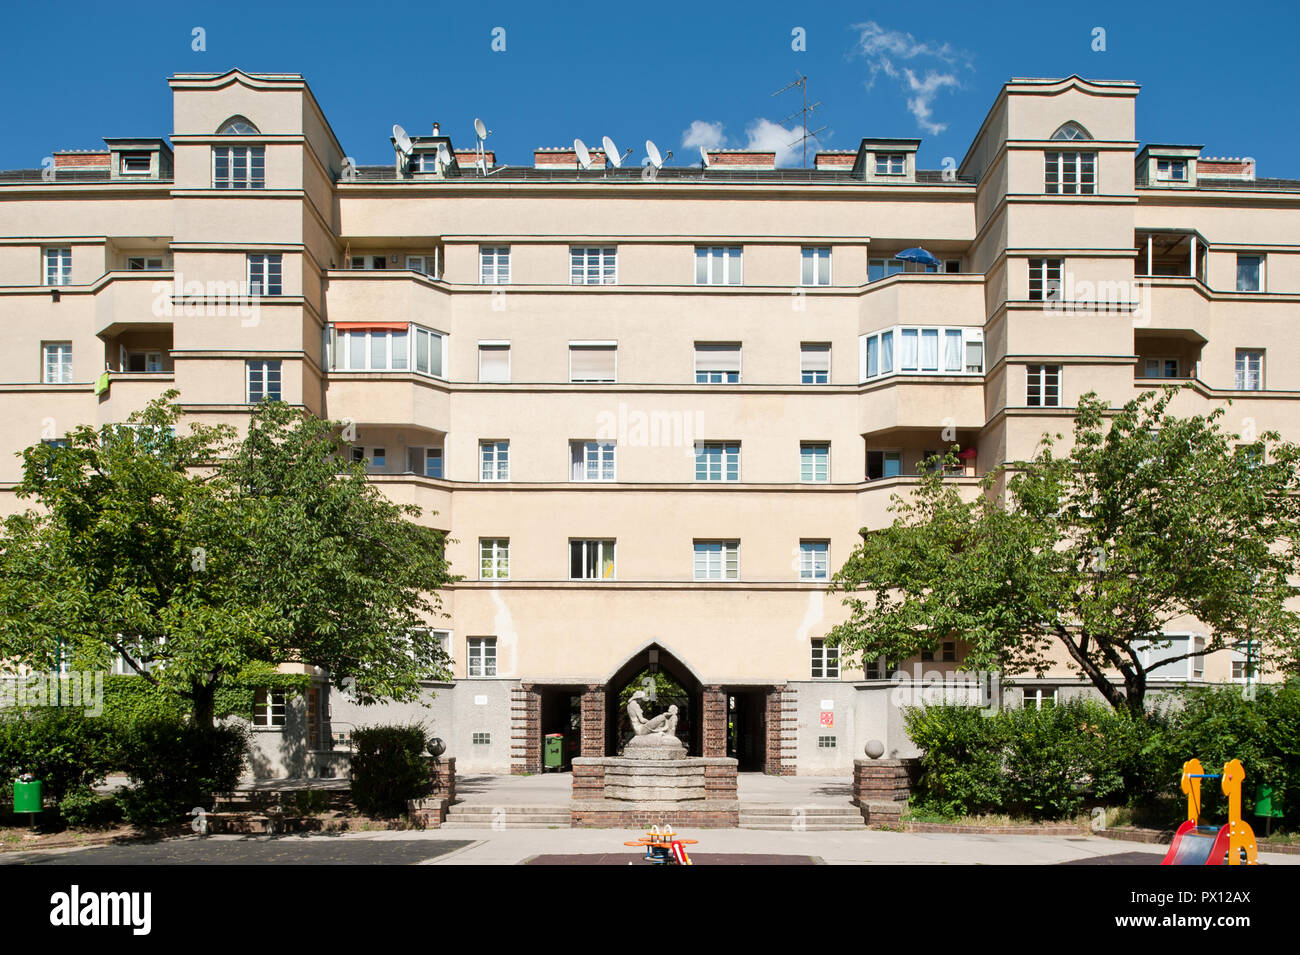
[
  {"xmin": 864, "ymin": 739, "xmax": 885, "ymax": 759},
  {"xmin": 427, "ymin": 736, "xmax": 447, "ymax": 758}
]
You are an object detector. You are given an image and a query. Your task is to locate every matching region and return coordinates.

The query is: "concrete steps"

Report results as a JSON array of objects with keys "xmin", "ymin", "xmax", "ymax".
[
  {"xmin": 738, "ymin": 805, "xmax": 865, "ymax": 830},
  {"xmin": 441, "ymin": 804, "xmax": 572, "ymax": 829}
]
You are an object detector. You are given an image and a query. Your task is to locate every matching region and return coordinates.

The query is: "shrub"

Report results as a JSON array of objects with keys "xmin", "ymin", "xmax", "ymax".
[
  {"xmin": 0, "ymin": 709, "xmax": 118, "ymax": 810},
  {"xmin": 57, "ymin": 786, "xmax": 122, "ymax": 829},
  {"xmin": 349, "ymin": 725, "xmax": 432, "ymax": 818},
  {"xmin": 903, "ymin": 705, "xmax": 1009, "ymax": 817},
  {"xmin": 292, "ymin": 788, "xmax": 330, "ymax": 816},
  {"xmin": 116, "ymin": 720, "xmax": 250, "ymax": 826}
]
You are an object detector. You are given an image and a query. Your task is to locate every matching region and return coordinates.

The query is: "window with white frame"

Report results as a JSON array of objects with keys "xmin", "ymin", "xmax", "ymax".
[
  {"xmin": 480, "ymin": 440, "xmax": 509, "ymax": 481},
  {"xmin": 1236, "ymin": 254, "xmax": 1262, "ymax": 292},
  {"xmin": 1192, "ymin": 636, "xmax": 1206, "ymax": 679},
  {"xmin": 1143, "ymin": 358, "xmax": 1180, "ymax": 379},
  {"xmin": 570, "ymin": 539, "xmax": 616, "ymax": 580},
  {"xmin": 246, "ymin": 360, "xmax": 282, "ymax": 402},
  {"xmin": 408, "ymin": 446, "xmax": 444, "ymax": 478},
  {"xmin": 800, "ymin": 343, "xmax": 830, "ymax": 384},
  {"xmin": 801, "ymin": 247, "xmax": 831, "ymax": 286},
  {"xmin": 1026, "ymin": 364, "xmax": 1061, "ymax": 407},
  {"xmin": 866, "ymin": 449, "xmax": 902, "ymax": 480},
  {"xmin": 329, "ymin": 324, "xmax": 445, "ymax": 378},
  {"xmin": 695, "ymin": 442, "xmax": 740, "ymax": 482},
  {"xmin": 253, "ymin": 688, "xmax": 286, "ymax": 726},
  {"xmin": 1044, "ymin": 151, "xmax": 1096, "ymax": 195},
  {"xmin": 570, "ymin": 246, "xmax": 616, "ymax": 285},
  {"xmin": 1235, "ymin": 350, "xmax": 1263, "ymax": 390},
  {"xmin": 1029, "ymin": 259, "xmax": 1063, "ymax": 301},
  {"xmin": 695, "ymin": 246, "xmax": 742, "ymax": 285},
  {"xmin": 405, "ymin": 255, "xmax": 431, "ymax": 276},
  {"xmin": 810, "ymin": 639, "xmax": 839, "ymax": 679},
  {"xmin": 695, "ymin": 343, "xmax": 740, "ymax": 383},
  {"xmin": 481, "ymin": 246, "xmax": 511, "ymax": 284},
  {"xmin": 42, "ymin": 342, "xmax": 72, "ymax": 383},
  {"xmin": 120, "ymin": 152, "xmax": 152, "ymax": 176},
  {"xmin": 478, "ymin": 343, "xmax": 510, "ymax": 383},
  {"xmin": 213, "ymin": 145, "xmax": 265, "ymax": 189},
  {"xmin": 247, "ymin": 253, "xmax": 282, "ymax": 295},
  {"xmin": 874, "ymin": 153, "xmax": 905, "ymax": 175},
  {"xmin": 1021, "ymin": 687, "xmax": 1057, "ymax": 710},
  {"xmin": 479, "ymin": 539, "xmax": 510, "ymax": 580},
  {"xmin": 1134, "ymin": 633, "xmax": 1204, "ymax": 681},
  {"xmin": 44, "ymin": 248, "xmax": 71, "ymax": 286},
  {"xmin": 800, "ymin": 443, "xmax": 829, "ymax": 483},
  {"xmin": 467, "ymin": 637, "xmax": 497, "ymax": 677},
  {"xmin": 799, "ymin": 540, "xmax": 829, "ymax": 580},
  {"xmin": 693, "ymin": 540, "xmax": 739, "ymax": 581},
  {"xmin": 1156, "ymin": 159, "xmax": 1187, "ymax": 182},
  {"xmin": 569, "ymin": 343, "xmax": 616, "ymax": 382},
  {"xmin": 570, "ymin": 441, "xmax": 615, "ymax": 481},
  {"xmin": 860, "ymin": 326, "xmax": 982, "ymax": 380}
]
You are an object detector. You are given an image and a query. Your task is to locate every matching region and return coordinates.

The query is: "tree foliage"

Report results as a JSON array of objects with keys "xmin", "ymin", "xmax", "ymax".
[{"xmin": 829, "ymin": 387, "xmax": 1300, "ymax": 715}]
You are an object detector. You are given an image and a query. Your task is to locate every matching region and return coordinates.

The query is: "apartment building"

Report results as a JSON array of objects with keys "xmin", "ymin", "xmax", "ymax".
[{"xmin": 1, "ymin": 71, "xmax": 1295, "ymax": 776}]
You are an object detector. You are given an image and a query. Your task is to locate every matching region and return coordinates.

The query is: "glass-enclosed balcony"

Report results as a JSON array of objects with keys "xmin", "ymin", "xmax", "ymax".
[{"xmin": 325, "ymin": 322, "xmax": 446, "ymax": 378}]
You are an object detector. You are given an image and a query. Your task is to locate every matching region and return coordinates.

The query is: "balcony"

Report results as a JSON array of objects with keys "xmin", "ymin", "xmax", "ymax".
[
  {"xmin": 1135, "ymin": 230, "xmax": 1206, "ymax": 283},
  {"xmin": 325, "ymin": 269, "xmax": 449, "ymax": 329},
  {"xmin": 93, "ymin": 272, "xmax": 174, "ymax": 337},
  {"xmin": 858, "ymin": 273, "xmax": 982, "ymax": 332}
]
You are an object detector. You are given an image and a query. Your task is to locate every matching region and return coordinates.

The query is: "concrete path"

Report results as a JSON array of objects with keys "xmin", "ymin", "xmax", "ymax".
[{"xmin": 452, "ymin": 771, "xmax": 856, "ymax": 807}]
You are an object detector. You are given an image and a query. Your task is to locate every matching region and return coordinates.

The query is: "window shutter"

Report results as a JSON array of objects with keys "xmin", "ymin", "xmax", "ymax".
[
  {"xmin": 801, "ymin": 344, "xmax": 830, "ymax": 373},
  {"xmin": 694, "ymin": 343, "xmax": 740, "ymax": 372},
  {"xmin": 570, "ymin": 345, "xmax": 615, "ymax": 381},
  {"xmin": 479, "ymin": 345, "xmax": 510, "ymax": 382}
]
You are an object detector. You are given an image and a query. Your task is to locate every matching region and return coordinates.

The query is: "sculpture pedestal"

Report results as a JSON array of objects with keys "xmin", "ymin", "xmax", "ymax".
[{"xmin": 570, "ymin": 756, "xmax": 739, "ymax": 828}]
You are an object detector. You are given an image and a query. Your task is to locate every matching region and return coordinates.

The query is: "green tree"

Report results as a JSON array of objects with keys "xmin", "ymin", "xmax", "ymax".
[
  {"xmin": 0, "ymin": 393, "xmax": 457, "ymax": 726},
  {"xmin": 828, "ymin": 387, "xmax": 1300, "ymax": 717}
]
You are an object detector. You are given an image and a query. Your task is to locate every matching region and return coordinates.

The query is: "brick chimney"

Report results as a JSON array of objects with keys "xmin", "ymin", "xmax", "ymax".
[
  {"xmin": 533, "ymin": 147, "xmax": 607, "ymax": 169},
  {"xmin": 702, "ymin": 150, "xmax": 776, "ymax": 170},
  {"xmin": 53, "ymin": 150, "xmax": 111, "ymax": 168},
  {"xmin": 814, "ymin": 151, "xmax": 855, "ymax": 170}
]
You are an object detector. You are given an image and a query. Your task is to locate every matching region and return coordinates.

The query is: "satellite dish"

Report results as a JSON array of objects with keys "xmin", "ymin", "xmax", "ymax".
[
  {"xmin": 574, "ymin": 138, "xmax": 592, "ymax": 170},
  {"xmin": 699, "ymin": 146, "xmax": 711, "ymax": 168},
  {"xmin": 474, "ymin": 118, "xmax": 488, "ymax": 141},
  {"xmin": 392, "ymin": 124, "xmax": 413, "ymax": 157},
  {"xmin": 645, "ymin": 140, "xmax": 664, "ymax": 169},
  {"xmin": 602, "ymin": 136, "xmax": 621, "ymax": 167}
]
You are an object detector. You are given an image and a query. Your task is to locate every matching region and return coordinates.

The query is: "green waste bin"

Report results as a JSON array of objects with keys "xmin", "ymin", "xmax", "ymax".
[
  {"xmin": 1255, "ymin": 784, "xmax": 1283, "ymax": 818},
  {"xmin": 544, "ymin": 733, "xmax": 564, "ymax": 771},
  {"xmin": 13, "ymin": 778, "xmax": 42, "ymax": 814}
]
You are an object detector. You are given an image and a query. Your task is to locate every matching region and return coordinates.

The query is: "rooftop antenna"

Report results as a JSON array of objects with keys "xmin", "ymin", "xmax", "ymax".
[
  {"xmin": 602, "ymin": 135, "xmax": 633, "ymax": 171},
  {"xmin": 474, "ymin": 118, "xmax": 492, "ymax": 175},
  {"xmin": 773, "ymin": 73, "xmax": 826, "ymax": 169},
  {"xmin": 574, "ymin": 137, "xmax": 593, "ymax": 171},
  {"xmin": 392, "ymin": 123, "xmax": 413, "ymax": 174}
]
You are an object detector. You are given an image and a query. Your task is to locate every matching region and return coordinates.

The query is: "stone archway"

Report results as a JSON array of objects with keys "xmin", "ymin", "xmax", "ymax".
[{"xmin": 600, "ymin": 643, "xmax": 708, "ymax": 758}]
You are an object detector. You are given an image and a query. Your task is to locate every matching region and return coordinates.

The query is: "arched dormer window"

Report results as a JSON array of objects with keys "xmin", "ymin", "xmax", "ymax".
[
  {"xmin": 1051, "ymin": 121, "xmax": 1092, "ymax": 142},
  {"xmin": 217, "ymin": 116, "xmax": 260, "ymax": 136}
]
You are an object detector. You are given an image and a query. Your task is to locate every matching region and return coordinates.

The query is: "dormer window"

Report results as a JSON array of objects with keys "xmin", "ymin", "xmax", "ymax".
[
  {"xmin": 120, "ymin": 152, "xmax": 151, "ymax": 176},
  {"xmin": 1156, "ymin": 159, "xmax": 1187, "ymax": 182},
  {"xmin": 1050, "ymin": 122, "xmax": 1092, "ymax": 141},
  {"xmin": 874, "ymin": 153, "xmax": 905, "ymax": 176}
]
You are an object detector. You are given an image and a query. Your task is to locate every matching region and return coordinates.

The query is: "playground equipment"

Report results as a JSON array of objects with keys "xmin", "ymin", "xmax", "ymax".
[
  {"xmin": 624, "ymin": 825, "xmax": 697, "ymax": 865},
  {"xmin": 1161, "ymin": 758, "xmax": 1258, "ymax": 866}
]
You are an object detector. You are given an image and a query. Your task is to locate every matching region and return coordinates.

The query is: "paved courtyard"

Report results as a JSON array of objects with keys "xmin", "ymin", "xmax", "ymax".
[{"xmin": 453, "ymin": 771, "xmax": 853, "ymax": 806}]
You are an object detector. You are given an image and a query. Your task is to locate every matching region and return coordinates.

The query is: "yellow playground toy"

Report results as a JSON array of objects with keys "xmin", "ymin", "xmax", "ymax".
[{"xmin": 1161, "ymin": 758, "xmax": 1258, "ymax": 866}]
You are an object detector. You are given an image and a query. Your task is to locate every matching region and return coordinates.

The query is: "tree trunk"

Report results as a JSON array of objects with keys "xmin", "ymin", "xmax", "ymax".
[{"xmin": 191, "ymin": 681, "xmax": 217, "ymax": 729}]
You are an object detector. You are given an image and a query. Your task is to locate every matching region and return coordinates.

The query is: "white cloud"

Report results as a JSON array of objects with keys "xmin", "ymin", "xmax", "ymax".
[
  {"xmin": 744, "ymin": 118, "xmax": 802, "ymax": 167},
  {"xmin": 681, "ymin": 120, "xmax": 726, "ymax": 151},
  {"xmin": 851, "ymin": 20, "xmax": 972, "ymax": 136}
]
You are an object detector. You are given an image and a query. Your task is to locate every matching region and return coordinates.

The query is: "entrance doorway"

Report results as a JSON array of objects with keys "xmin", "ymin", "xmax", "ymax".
[
  {"xmin": 539, "ymin": 688, "xmax": 582, "ymax": 771},
  {"xmin": 604, "ymin": 644, "xmax": 703, "ymax": 757},
  {"xmin": 726, "ymin": 690, "xmax": 767, "ymax": 772}
]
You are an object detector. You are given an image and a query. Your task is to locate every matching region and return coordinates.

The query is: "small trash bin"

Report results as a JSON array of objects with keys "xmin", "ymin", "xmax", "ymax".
[
  {"xmin": 13, "ymin": 777, "xmax": 42, "ymax": 814},
  {"xmin": 1255, "ymin": 784, "xmax": 1283, "ymax": 818},
  {"xmin": 544, "ymin": 733, "xmax": 564, "ymax": 771}
]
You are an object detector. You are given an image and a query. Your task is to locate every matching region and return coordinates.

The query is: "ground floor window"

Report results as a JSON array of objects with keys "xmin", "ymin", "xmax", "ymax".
[
  {"xmin": 253, "ymin": 688, "xmax": 286, "ymax": 726},
  {"xmin": 810, "ymin": 639, "xmax": 839, "ymax": 679},
  {"xmin": 1021, "ymin": 686, "xmax": 1057, "ymax": 710},
  {"xmin": 468, "ymin": 637, "xmax": 497, "ymax": 677}
]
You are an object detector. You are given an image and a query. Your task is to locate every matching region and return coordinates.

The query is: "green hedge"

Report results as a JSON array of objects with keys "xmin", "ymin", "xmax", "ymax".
[
  {"xmin": 349, "ymin": 725, "xmax": 432, "ymax": 818},
  {"xmin": 904, "ymin": 683, "xmax": 1299, "ymax": 823},
  {"xmin": 116, "ymin": 720, "xmax": 250, "ymax": 825}
]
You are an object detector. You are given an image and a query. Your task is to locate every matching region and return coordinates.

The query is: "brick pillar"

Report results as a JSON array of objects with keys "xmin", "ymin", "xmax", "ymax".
[
  {"xmin": 764, "ymin": 687, "xmax": 784, "ymax": 775},
  {"xmin": 764, "ymin": 685, "xmax": 797, "ymax": 776},
  {"xmin": 510, "ymin": 684, "xmax": 542, "ymax": 774},
  {"xmin": 702, "ymin": 685, "xmax": 727, "ymax": 758},
  {"xmin": 579, "ymin": 684, "xmax": 606, "ymax": 757}
]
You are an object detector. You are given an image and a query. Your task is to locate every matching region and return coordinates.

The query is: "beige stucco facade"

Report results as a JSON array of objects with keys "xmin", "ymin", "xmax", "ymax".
[{"xmin": 2, "ymin": 71, "xmax": 1294, "ymax": 774}]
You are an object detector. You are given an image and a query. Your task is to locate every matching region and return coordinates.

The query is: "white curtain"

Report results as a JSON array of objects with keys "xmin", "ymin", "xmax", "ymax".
[
  {"xmin": 944, "ymin": 330, "xmax": 962, "ymax": 372},
  {"xmin": 900, "ymin": 330, "xmax": 919, "ymax": 370}
]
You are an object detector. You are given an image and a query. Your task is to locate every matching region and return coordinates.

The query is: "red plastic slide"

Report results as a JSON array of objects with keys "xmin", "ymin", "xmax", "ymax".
[{"xmin": 1161, "ymin": 819, "xmax": 1230, "ymax": 866}]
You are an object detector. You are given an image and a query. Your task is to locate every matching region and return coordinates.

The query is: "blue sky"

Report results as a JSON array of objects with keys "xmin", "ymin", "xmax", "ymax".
[{"xmin": 2, "ymin": 0, "xmax": 1298, "ymax": 175}]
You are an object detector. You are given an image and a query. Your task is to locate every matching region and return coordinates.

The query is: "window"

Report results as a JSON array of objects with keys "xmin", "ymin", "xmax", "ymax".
[
  {"xmin": 570, "ymin": 539, "xmax": 616, "ymax": 580},
  {"xmin": 479, "ymin": 540, "xmax": 510, "ymax": 580},
  {"xmin": 868, "ymin": 257, "xmax": 936, "ymax": 282},
  {"xmin": 695, "ymin": 442, "xmax": 740, "ymax": 482},
  {"xmin": 1192, "ymin": 637, "xmax": 1206, "ymax": 679},
  {"xmin": 247, "ymin": 254, "xmax": 282, "ymax": 296},
  {"xmin": 481, "ymin": 246, "xmax": 511, "ymax": 284},
  {"xmin": 351, "ymin": 447, "xmax": 365, "ymax": 464},
  {"xmin": 478, "ymin": 343, "xmax": 510, "ymax": 383},
  {"xmin": 942, "ymin": 641, "xmax": 956, "ymax": 663},
  {"xmin": 246, "ymin": 360, "xmax": 282, "ymax": 402},
  {"xmin": 874, "ymin": 153, "xmax": 905, "ymax": 175},
  {"xmin": 480, "ymin": 440, "xmax": 509, "ymax": 481},
  {"xmin": 695, "ymin": 343, "xmax": 740, "ymax": 383},
  {"xmin": 1236, "ymin": 255, "xmax": 1262, "ymax": 292},
  {"xmin": 1044, "ymin": 151, "xmax": 1096, "ymax": 195},
  {"xmin": 860, "ymin": 326, "xmax": 982, "ymax": 380},
  {"xmin": 799, "ymin": 540, "xmax": 829, "ymax": 580},
  {"xmin": 570, "ymin": 246, "xmax": 616, "ymax": 285},
  {"xmin": 570, "ymin": 441, "xmax": 616, "ymax": 481},
  {"xmin": 253, "ymin": 688, "xmax": 286, "ymax": 727},
  {"xmin": 866, "ymin": 450, "xmax": 902, "ymax": 480},
  {"xmin": 1235, "ymin": 350, "xmax": 1263, "ymax": 390},
  {"xmin": 693, "ymin": 540, "xmax": 740, "ymax": 581},
  {"xmin": 811, "ymin": 639, "xmax": 839, "ymax": 679},
  {"xmin": 1050, "ymin": 122, "xmax": 1091, "ymax": 142},
  {"xmin": 801, "ymin": 247, "xmax": 831, "ymax": 286},
  {"xmin": 371, "ymin": 448, "xmax": 387, "ymax": 469},
  {"xmin": 569, "ymin": 343, "xmax": 616, "ymax": 382},
  {"xmin": 350, "ymin": 255, "xmax": 387, "ymax": 270},
  {"xmin": 1143, "ymin": 358, "xmax": 1179, "ymax": 379},
  {"xmin": 468, "ymin": 637, "xmax": 497, "ymax": 677},
  {"xmin": 1029, "ymin": 259, "xmax": 1062, "ymax": 301},
  {"xmin": 800, "ymin": 343, "xmax": 830, "ymax": 384},
  {"xmin": 44, "ymin": 248, "xmax": 71, "ymax": 286},
  {"xmin": 864, "ymin": 656, "xmax": 895, "ymax": 680},
  {"xmin": 472, "ymin": 732, "xmax": 492, "ymax": 744},
  {"xmin": 213, "ymin": 145, "xmax": 265, "ymax": 189},
  {"xmin": 405, "ymin": 256, "xmax": 429, "ymax": 275},
  {"xmin": 42, "ymin": 343, "xmax": 72, "ymax": 383},
  {"xmin": 408, "ymin": 447, "xmax": 444, "ymax": 478},
  {"xmin": 1021, "ymin": 687, "xmax": 1057, "ymax": 710},
  {"xmin": 800, "ymin": 443, "xmax": 829, "ymax": 483},
  {"xmin": 1236, "ymin": 444, "xmax": 1265, "ymax": 469},
  {"xmin": 125, "ymin": 351, "xmax": 163, "ymax": 373},
  {"xmin": 944, "ymin": 259, "xmax": 962, "ymax": 274},
  {"xmin": 1156, "ymin": 159, "xmax": 1187, "ymax": 182},
  {"xmin": 695, "ymin": 246, "xmax": 742, "ymax": 285},
  {"xmin": 127, "ymin": 256, "xmax": 165, "ymax": 270},
  {"xmin": 330, "ymin": 324, "xmax": 445, "ymax": 376},
  {"xmin": 412, "ymin": 326, "xmax": 444, "ymax": 377},
  {"xmin": 217, "ymin": 116, "xmax": 260, "ymax": 136},
  {"xmin": 818, "ymin": 736, "xmax": 837, "ymax": 748},
  {"xmin": 1026, "ymin": 364, "xmax": 1061, "ymax": 407},
  {"xmin": 120, "ymin": 152, "xmax": 151, "ymax": 175}
]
